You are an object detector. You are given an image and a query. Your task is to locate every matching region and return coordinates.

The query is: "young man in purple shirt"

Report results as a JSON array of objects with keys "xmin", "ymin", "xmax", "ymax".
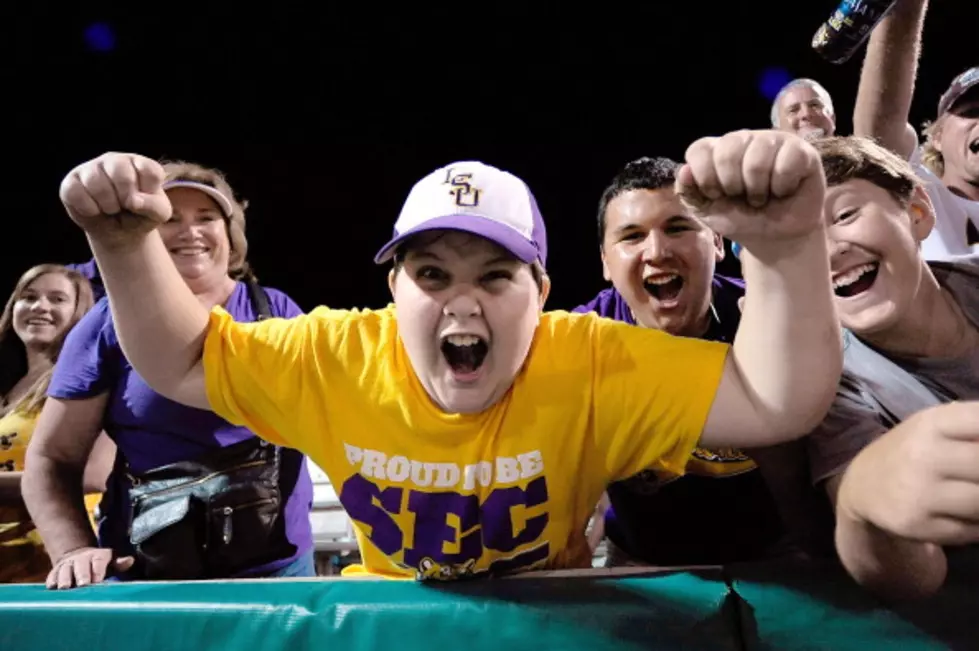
[{"xmin": 575, "ymin": 157, "xmax": 786, "ymax": 566}]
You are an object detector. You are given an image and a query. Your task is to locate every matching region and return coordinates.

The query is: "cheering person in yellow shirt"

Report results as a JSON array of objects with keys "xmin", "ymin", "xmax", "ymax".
[{"xmin": 51, "ymin": 130, "xmax": 841, "ymax": 584}]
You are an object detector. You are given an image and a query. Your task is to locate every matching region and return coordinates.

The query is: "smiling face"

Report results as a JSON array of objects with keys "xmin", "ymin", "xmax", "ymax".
[
  {"xmin": 935, "ymin": 93, "xmax": 979, "ymax": 189},
  {"xmin": 776, "ymin": 84, "xmax": 836, "ymax": 140},
  {"xmin": 159, "ymin": 187, "xmax": 232, "ymax": 287},
  {"xmin": 825, "ymin": 179, "xmax": 935, "ymax": 335},
  {"xmin": 12, "ymin": 272, "xmax": 79, "ymax": 350},
  {"xmin": 388, "ymin": 230, "xmax": 549, "ymax": 414},
  {"xmin": 601, "ymin": 188, "xmax": 723, "ymax": 336}
]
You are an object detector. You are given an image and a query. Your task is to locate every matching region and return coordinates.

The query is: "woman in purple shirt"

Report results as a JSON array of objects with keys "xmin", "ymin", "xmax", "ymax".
[{"xmin": 22, "ymin": 161, "xmax": 314, "ymax": 588}]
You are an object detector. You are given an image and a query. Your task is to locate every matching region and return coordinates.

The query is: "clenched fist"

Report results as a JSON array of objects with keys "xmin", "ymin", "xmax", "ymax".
[
  {"xmin": 675, "ymin": 130, "xmax": 827, "ymax": 252},
  {"xmin": 60, "ymin": 153, "xmax": 173, "ymax": 244}
]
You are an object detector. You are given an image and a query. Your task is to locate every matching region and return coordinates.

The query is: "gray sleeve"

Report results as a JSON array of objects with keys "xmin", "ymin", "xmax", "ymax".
[{"xmin": 806, "ymin": 376, "xmax": 889, "ymax": 485}]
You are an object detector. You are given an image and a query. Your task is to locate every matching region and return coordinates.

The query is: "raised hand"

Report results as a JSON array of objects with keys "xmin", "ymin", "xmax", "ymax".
[
  {"xmin": 60, "ymin": 153, "xmax": 172, "ymax": 245},
  {"xmin": 675, "ymin": 130, "xmax": 827, "ymax": 255}
]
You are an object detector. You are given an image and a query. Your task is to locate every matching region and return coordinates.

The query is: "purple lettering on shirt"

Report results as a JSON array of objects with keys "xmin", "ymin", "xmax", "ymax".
[
  {"xmin": 403, "ymin": 491, "xmax": 481, "ymax": 567},
  {"xmin": 480, "ymin": 476, "xmax": 549, "ymax": 552},
  {"xmin": 339, "ymin": 472, "xmax": 552, "ymax": 575},
  {"xmin": 339, "ymin": 473, "xmax": 404, "ymax": 554}
]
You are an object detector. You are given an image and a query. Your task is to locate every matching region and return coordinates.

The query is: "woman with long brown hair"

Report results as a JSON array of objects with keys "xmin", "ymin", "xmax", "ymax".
[{"xmin": 0, "ymin": 264, "xmax": 110, "ymax": 582}]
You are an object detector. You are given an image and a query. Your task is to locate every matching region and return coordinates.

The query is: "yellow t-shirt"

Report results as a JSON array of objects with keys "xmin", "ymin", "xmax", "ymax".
[
  {"xmin": 204, "ymin": 305, "xmax": 729, "ymax": 579},
  {"xmin": 0, "ymin": 408, "xmax": 37, "ymax": 474},
  {"xmin": 0, "ymin": 408, "xmax": 102, "ymax": 547}
]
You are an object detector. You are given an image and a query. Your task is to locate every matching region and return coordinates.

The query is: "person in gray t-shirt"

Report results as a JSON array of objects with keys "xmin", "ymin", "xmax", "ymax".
[
  {"xmin": 805, "ymin": 136, "xmax": 979, "ymax": 601},
  {"xmin": 808, "ymin": 258, "xmax": 979, "ymax": 484}
]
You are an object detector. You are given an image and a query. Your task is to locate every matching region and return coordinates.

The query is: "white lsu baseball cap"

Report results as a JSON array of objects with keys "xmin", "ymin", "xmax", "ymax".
[{"xmin": 374, "ymin": 161, "xmax": 548, "ymax": 268}]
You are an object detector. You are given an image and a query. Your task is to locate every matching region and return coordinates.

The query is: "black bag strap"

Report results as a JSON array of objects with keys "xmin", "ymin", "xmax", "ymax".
[
  {"xmin": 240, "ymin": 279, "xmax": 303, "ymax": 472},
  {"xmin": 245, "ymin": 278, "xmax": 273, "ymax": 321}
]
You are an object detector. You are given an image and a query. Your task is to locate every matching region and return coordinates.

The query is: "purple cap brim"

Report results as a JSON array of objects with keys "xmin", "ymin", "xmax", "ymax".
[{"xmin": 374, "ymin": 214, "xmax": 540, "ymax": 265}]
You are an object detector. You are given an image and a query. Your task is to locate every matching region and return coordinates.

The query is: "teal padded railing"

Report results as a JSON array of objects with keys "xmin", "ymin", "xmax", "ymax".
[{"xmin": 1, "ymin": 551, "xmax": 975, "ymax": 650}]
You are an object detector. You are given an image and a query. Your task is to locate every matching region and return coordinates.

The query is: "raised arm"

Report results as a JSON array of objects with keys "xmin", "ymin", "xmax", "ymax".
[
  {"xmin": 852, "ymin": 0, "xmax": 929, "ymax": 158},
  {"xmin": 676, "ymin": 130, "xmax": 842, "ymax": 449},
  {"xmin": 59, "ymin": 153, "xmax": 210, "ymax": 409}
]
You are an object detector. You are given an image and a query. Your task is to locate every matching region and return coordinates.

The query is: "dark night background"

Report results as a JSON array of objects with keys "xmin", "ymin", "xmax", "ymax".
[{"xmin": 10, "ymin": 3, "xmax": 977, "ymax": 312}]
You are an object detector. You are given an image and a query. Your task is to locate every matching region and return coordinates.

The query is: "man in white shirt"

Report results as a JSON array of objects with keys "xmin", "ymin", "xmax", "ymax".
[
  {"xmin": 850, "ymin": 0, "xmax": 978, "ymax": 259},
  {"xmin": 912, "ymin": 68, "xmax": 979, "ymax": 259}
]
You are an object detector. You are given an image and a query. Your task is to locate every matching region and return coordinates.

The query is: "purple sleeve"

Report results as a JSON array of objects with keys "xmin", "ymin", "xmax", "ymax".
[
  {"xmin": 264, "ymin": 287, "xmax": 305, "ymax": 318},
  {"xmin": 573, "ymin": 289, "xmax": 613, "ymax": 315},
  {"xmin": 65, "ymin": 258, "xmax": 100, "ymax": 281},
  {"xmin": 572, "ymin": 298, "xmax": 599, "ymax": 314},
  {"xmin": 48, "ymin": 299, "xmax": 120, "ymax": 399},
  {"xmin": 572, "ymin": 289, "xmax": 620, "ymax": 318}
]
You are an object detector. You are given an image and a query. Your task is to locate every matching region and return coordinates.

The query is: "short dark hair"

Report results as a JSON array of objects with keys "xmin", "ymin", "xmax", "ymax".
[{"xmin": 597, "ymin": 157, "xmax": 681, "ymax": 245}]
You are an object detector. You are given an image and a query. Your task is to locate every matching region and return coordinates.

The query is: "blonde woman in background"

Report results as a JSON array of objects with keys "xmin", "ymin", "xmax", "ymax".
[{"xmin": 0, "ymin": 264, "xmax": 110, "ymax": 582}]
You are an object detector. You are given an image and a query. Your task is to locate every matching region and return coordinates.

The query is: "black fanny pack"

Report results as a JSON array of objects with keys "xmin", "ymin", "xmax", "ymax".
[
  {"xmin": 126, "ymin": 437, "xmax": 291, "ymax": 580},
  {"xmin": 124, "ymin": 279, "xmax": 294, "ymax": 580}
]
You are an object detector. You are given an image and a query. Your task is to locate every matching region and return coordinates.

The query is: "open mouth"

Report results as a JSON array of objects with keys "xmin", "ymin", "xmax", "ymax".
[
  {"xmin": 644, "ymin": 274, "xmax": 684, "ymax": 303},
  {"xmin": 441, "ymin": 334, "xmax": 489, "ymax": 377},
  {"xmin": 833, "ymin": 262, "xmax": 879, "ymax": 298},
  {"xmin": 25, "ymin": 318, "xmax": 54, "ymax": 327}
]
